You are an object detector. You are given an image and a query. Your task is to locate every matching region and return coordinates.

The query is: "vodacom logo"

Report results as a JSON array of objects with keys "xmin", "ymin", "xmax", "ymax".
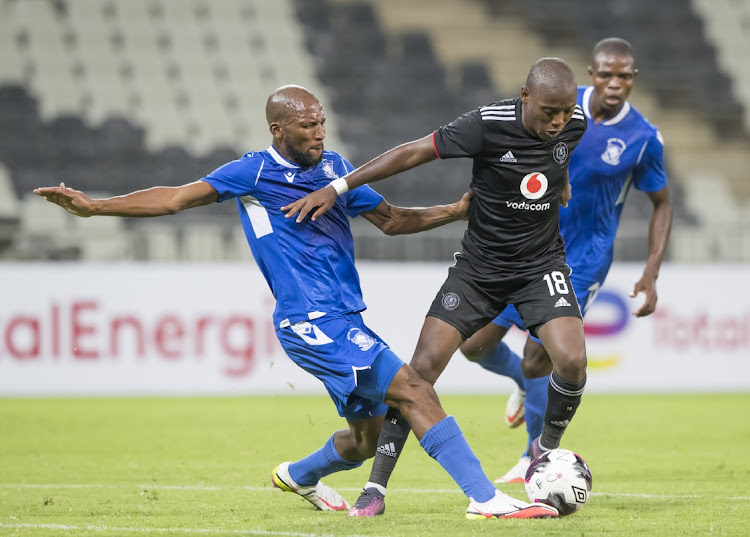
[{"xmin": 520, "ymin": 172, "xmax": 548, "ymax": 200}]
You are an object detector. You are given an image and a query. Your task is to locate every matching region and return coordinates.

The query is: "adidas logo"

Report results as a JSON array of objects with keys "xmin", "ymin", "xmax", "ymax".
[
  {"xmin": 377, "ymin": 442, "xmax": 398, "ymax": 458},
  {"xmin": 554, "ymin": 297, "xmax": 571, "ymax": 308},
  {"xmin": 499, "ymin": 150, "xmax": 517, "ymax": 163}
]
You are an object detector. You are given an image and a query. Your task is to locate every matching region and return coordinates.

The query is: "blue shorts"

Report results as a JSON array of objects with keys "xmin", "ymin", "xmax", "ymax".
[
  {"xmin": 276, "ymin": 312, "xmax": 405, "ymax": 420},
  {"xmin": 493, "ymin": 269, "xmax": 604, "ymax": 340}
]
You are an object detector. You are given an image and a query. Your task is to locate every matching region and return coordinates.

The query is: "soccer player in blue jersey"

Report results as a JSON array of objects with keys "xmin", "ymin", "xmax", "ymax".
[
  {"xmin": 460, "ymin": 37, "xmax": 673, "ymax": 484},
  {"xmin": 34, "ymin": 85, "xmax": 558, "ymax": 519}
]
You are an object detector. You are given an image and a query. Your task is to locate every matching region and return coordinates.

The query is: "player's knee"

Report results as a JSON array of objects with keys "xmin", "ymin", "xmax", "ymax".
[
  {"xmin": 522, "ymin": 354, "xmax": 552, "ymax": 378},
  {"xmin": 459, "ymin": 339, "xmax": 485, "ymax": 362},
  {"xmin": 409, "ymin": 354, "xmax": 442, "ymax": 385},
  {"xmin": 401, "ymin": 366, "xmax": 440, "ymax": 408},
  {"xmin": 521, "ymin": 342, "xmax": 552, "ymax": 378},
  {"xmin": 553, "ymin": 349, "xmax": 587, "ymax": 382},
  {"xmin": 386, "ymin": 364, "xmax": 438, "ymax": 412}
]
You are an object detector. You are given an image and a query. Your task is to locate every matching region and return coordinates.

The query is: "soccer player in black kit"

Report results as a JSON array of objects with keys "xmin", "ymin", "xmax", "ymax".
[{"xmin": 284, "ymin": 57, "xmax": 588, "ymax": 518}]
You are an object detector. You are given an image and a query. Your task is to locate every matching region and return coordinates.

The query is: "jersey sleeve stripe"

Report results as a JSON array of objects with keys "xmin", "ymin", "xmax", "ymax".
[
  {"xmin": 432, "ymin": 131, "xmax": 443, "ymax": 159},
  {"xmin": 481, "ymin": 105, "xmax": 515, "ymax": 111}
]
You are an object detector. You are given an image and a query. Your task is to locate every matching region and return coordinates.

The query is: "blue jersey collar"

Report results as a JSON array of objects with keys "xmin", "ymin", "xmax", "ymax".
[
  {"xmin": 582, "ymin": 86, "xmax": 631, "ymax": 126},
  {"xmin": 267, "ymin": 145, "xmax": 300, "ymax": 168}
]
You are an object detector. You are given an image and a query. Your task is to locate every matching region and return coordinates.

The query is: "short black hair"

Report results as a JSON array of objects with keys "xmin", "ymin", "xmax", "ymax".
[
  {"xmin": 525, "ymin": 57, "xmax": 577, "ymax": 95},
  {"xmin": 592, "ymin": 37, "xmax": 634, "ymax": 62}
]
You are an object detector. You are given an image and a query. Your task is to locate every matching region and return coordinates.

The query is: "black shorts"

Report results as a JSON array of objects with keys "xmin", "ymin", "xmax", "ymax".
[{"xmin": 427, "ymin": 255, "xmax": 582, "ymax": 339}]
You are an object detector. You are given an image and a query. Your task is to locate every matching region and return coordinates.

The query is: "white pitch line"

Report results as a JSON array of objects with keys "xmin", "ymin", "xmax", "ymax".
[
  {"xmin": 0, "ymin": 523, "xmax": 382, "ymax": 537},
  {"xmin": 1, "ymin": 483, "xmax": 748, "ymax": 501}
]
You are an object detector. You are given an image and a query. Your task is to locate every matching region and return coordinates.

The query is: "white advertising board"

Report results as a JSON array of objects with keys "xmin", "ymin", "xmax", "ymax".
[{"xmin": 0, "ymin": 262, "xmax": 748, "ymax": 396}]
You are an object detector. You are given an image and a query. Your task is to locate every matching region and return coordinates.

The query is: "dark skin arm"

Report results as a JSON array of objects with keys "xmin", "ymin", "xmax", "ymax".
[
  {"xmin": 630, "ymin": 186, "xmax": 672, "ymax": 317},
  {"xmin": 33, "ymin": 181, "xmax": 219, "ymax": 217},
  {"xmin": 283, "ymin": 135, "xmax": 437, "ymax": 222},
  {"xmin": 560, "ymin": 170, "xmax": 571, "ymax": 208},
  {"xmin": 361, "ymin": 190, "xmax": 473, "ymax": 236}
]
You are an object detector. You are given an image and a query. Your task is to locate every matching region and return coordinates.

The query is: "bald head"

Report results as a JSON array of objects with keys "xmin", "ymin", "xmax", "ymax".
[
  {"xmin": 265, "ymin": 85, "xmax": 320, "ymax": 126},
  {"xmin": 524, "ymin": 57, "xmax": 577, "ymax": 97},
  {"xmin": 267, "ymin": 85, "xmax": 327, "ymax": 168},
  {"xmin": 520, "ymin": 58, "xmax": 578, "ymax": 141}
]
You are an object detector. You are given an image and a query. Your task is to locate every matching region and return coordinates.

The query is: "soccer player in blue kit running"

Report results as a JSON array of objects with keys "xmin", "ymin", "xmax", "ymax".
[
  {"xmin": 34, "ymin": 85, "xmax": 557, "ymax": 519},
  {"xmin": 461, "ymin": 37, "xmax": 674, "ymax": 484},
  {"xmin": 284, "ymin": 58, "xmax": 590, "ymax": 517}
]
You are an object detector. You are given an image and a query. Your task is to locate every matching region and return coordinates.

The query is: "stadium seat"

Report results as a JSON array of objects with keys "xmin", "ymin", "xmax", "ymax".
[
  {"xmin": 132, "ymin": 222, "xmax": 180, "ymax": 261},
  {"xmin": 0, "ymin": 163, "xmax": 20, "ymax": 254},
  {"xmin": 181, "ymin": 222, "xmax": 226, "ymax": 261},
  {"xmin": 68, "ymin": 192, "xmax": 135, "ymax": 261},
  {"xmin": 16, "ymin": 192, "xmax": 80, "ymax": 259}
]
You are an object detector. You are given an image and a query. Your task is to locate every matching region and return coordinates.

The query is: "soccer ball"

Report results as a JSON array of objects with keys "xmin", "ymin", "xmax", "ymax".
[{"xmin": 524, "ymin": 448, "xmax": 593, "ymax": 516}]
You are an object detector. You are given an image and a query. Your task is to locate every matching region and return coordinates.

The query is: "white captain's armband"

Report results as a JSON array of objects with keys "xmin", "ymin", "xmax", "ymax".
[{"xmin": 329, "ymin": 177, "xmax": 349, "ymax": 196}]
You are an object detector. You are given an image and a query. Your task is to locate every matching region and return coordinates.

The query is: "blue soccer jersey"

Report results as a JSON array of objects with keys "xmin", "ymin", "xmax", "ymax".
[
  {"xmin": 560, "ymin": 86, "xmax": 668, "ymax": 284},
  {"xmin": 202, "ymin": 146, "xmax": 383, "ymax": 328}
]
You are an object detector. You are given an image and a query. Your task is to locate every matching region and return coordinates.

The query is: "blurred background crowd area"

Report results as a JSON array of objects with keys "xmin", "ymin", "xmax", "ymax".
[{"xmin": 1, "ymin": 0, "xmax": 749, "ymax": 263}]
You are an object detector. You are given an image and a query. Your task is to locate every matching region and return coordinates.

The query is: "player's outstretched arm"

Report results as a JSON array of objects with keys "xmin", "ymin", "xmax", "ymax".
[
  {"xmin": 33, "ymin": 181, "xmax": 219, "ymax": 218},
  {"xmin": 282, "ymin": 135, "xmax": 438, "ymax": 223},
  {"xmin": 631, "ymin": 186, "xmax": 673, "ymax": 317},
  {"xmin": 361, "ymin": 190, "xmax": 473, "ymax": 236}
]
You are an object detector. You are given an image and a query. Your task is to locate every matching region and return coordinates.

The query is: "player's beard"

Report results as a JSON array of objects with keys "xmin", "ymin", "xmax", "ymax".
[{"xmin": 285, "ymin": 140, "xmax": 323, "ymax": 168}]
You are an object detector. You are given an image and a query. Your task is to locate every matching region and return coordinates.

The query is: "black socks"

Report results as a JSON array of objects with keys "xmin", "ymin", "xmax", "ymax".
[
  {"xmin": 540, "ymin": 370, "xmax": 586, "ymax": 450},
  {"xmin": 368, "ymin": 406, "xmax": 412, "ymax": 488}
]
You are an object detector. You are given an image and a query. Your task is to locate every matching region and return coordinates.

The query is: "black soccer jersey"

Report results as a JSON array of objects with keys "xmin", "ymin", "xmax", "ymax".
[{"xmin": 433, "ymin": 97, "xmax": 586, "ymax": 278}]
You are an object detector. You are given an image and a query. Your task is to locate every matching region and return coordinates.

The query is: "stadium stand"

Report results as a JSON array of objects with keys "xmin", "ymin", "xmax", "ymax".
[
  {"xmin": 695, "ymin": 0, "xmax": 750, "ymax": 132},
  {"xmin": 0, "ymin": 163, "xmax": 20, "ymax": 256},
  {"xmin": 0, "ymin": 0, "xmax": 343, "ymax": 261},
  {"xmin": 306, "ymin": 0, "xmax": 750, "ymax": 261},
  {"xmin": 1, "ymin": 0, "xmax": 748, "ymax": 261}
]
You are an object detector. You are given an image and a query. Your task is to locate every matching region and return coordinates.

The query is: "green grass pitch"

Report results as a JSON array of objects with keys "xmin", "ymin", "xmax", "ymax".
[{"xmin": 1, "ymin": 393, "xmax": 748, "ymax": 536}]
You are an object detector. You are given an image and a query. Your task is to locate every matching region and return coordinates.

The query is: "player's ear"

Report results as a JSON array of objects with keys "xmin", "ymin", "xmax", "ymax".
[
  {"xmin": 269, "ymin": 122, "xmax": 282, "ymax": 140},
  {"xmin": 521, "ymin": 85, "xmax": 529, "ymax": 103},
  {"xmin": 633, "ymin": 68, "xmax": 639, "ymax": 79},
  {"xmin": 587, "ymin": 65, "xmax": 593, "ymax": 76}
]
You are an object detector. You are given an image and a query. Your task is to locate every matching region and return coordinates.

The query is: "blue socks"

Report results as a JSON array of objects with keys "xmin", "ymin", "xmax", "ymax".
[
  {"xmin": 419, "ymin": 416, "xmax": 496, "ymax": 503},
  {"xmin": 288, "ymin": 433, "xmax": 363, "ymax": 486},
  {"xmin": 477, "ymin": 342, "xmax": 524, "ymax": 389},
  {"xmin": 523, "ymin": 375, "xmax": 549, "ymax": 456}
]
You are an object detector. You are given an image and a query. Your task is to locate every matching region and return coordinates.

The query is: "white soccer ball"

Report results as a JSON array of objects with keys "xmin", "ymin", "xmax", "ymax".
[{"xmin": 524, "ymin": 448, "xmax": 593, "ymax": 516}]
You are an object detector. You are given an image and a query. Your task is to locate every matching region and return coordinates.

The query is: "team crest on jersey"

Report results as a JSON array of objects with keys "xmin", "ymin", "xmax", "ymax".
[
  {"xmin": 553, "ymin": 142, "xmax": 569, "ymax": 164},
  {"xmin": 321, "ymin": 159, "xmax": 338, "ymax": 179},
  {"xmin": 347, "ymin": 328, "xmax": 375, "ymax": 351},
  {"xmin": 520, "ymin": 172, "xmax": 548, "ymax": 200},
  {"xmin": 442, "ymin": 292, "xmax": 460, "ymax": 311},
  {"xmin": 601, "ymin": 138, "xmax": 627, "ymax": 166}
]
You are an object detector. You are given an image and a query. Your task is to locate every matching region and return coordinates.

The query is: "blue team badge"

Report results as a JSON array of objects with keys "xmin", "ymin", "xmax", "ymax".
[
  {"xmin": 442, "ymin": 292, "xmax": 460, "ymax": 310},
  {"xmin": 347, "ymin": 328, "xmax": 375, "ymax": 351},
  {"xmin": 553, "ymin": 142, "xmax": 568, "ymax": 164},
  {"xmin": 601, "ymin": 138, "xmax": 627, "ymax": 166},
  {"xmin": 322, "ymin": 160, "xmax": 338, "ymax": 179}
]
